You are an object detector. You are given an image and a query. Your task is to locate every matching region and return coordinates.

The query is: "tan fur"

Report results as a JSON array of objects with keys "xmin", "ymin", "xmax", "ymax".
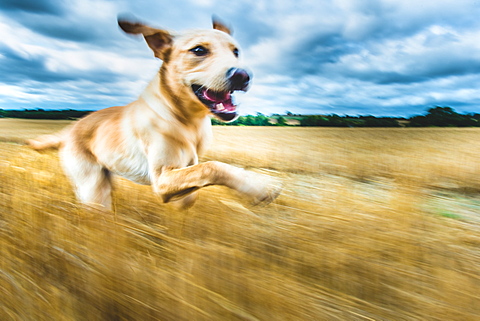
[{"xmin": 27, "ymin": 17, "xmax": 281, "ymax": 210}]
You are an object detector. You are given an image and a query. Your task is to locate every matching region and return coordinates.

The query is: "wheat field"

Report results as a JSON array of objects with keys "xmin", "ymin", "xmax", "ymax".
[{"xmin": 1, "ymin": 118, "xmax": 480, "ymax": 320}]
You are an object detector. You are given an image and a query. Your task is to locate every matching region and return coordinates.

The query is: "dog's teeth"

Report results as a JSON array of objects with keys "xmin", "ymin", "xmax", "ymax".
[{"xmin": 216, "ymin": 103, "xmax": 225, "ymax": 111}]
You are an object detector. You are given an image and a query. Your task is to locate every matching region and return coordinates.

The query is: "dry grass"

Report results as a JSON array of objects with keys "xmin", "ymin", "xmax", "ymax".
[{"xmin": 1, "ymin": 118, "xmax": 479, "ymax": 320}]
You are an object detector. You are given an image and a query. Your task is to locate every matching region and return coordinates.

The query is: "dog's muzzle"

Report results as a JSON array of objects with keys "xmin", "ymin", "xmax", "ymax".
[
  {"xmin": 227, "ymin": 68, "xmax": 250, "ymax": 91},
  {"xmin": 192, "ymin": 68, "xmax": 252, "ymax": 122}
]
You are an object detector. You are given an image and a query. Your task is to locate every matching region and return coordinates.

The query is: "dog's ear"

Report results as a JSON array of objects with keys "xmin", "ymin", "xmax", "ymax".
[
  {"xmin": 212, "ymin": 15, "xmax": 232, "ymax": 35},
  {"xmin": 118, "ymin": 18, "xmax": 173, "ymax": 61}
]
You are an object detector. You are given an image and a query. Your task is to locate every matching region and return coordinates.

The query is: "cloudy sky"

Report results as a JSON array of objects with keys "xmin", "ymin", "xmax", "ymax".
[{"xmin": 1, "ymin": 0, "xmax": 480, "ymax": 117}]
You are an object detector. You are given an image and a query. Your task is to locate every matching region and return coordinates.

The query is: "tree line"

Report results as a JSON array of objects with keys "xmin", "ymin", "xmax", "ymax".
[
  {"xmin": 213, "ymin": 107, "xmax": 480, "ymax": 127},
  {"xmin": 1, "ymin": 106, "xmax": 480, "ymax": 127},
  {"xmin": 0, "ymin": 109, "xmax": 91, "ymax": 120}
]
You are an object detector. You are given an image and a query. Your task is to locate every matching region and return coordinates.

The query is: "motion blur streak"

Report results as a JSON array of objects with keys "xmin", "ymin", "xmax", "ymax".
[{"xmin": 1, "ymin": 119, "xmax": 480, "ymax": 320}]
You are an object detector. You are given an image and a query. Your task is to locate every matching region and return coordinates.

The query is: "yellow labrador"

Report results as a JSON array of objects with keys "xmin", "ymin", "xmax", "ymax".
[{"xmin": 28, "ymin": 17, "xmax": 281, "ymax": 209}]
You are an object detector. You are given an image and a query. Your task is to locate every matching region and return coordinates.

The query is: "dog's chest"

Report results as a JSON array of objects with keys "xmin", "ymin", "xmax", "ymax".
[{"xmin": 109, "ymin": 149, "xmax": 151, "ymax": 185}]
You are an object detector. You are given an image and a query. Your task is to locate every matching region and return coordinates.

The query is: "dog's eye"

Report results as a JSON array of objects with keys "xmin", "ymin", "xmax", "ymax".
[
  {"xmin": 233, "ymin": 48, "xmax": 239, "ymax": 58},
  {"xmin": 190, "ymin": 45, "xmax": 209, "ymax": 56}
]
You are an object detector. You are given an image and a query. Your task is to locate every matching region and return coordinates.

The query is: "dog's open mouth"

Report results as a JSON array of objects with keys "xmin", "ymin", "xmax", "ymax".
[{"xmin": 192, "ymin": 85, "xmax": 240, "ymax": 122}]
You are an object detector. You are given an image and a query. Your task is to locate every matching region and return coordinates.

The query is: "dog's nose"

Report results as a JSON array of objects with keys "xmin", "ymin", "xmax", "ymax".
[{"xmin": 227, "ymin": 68, "xmax": 251, "ymax": 91}]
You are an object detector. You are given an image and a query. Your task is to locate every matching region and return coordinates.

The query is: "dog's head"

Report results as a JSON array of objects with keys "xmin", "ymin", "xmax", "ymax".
[{"xmin": 118, "ymin": 17, "xmax": 251, "ymax": 122}]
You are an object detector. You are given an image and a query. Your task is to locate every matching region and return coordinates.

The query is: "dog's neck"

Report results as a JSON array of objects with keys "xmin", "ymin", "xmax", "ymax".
[{"xmin": 137, "ymin": 72, "xmax": 212, "ymax": 152}]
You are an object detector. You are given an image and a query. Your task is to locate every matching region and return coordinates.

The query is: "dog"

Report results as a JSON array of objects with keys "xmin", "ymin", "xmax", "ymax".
[{"xmin": 27, "ymin": 16, "xmax": 281, "ymax": 210}]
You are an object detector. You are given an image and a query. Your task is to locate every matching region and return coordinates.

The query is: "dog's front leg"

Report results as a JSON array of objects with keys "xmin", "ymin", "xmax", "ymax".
[{"xmin": 154, "ymin": 161, "xmax": 281, "ymax": 205}]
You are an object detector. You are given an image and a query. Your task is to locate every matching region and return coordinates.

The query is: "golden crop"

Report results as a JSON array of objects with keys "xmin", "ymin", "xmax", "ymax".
[{"xmin": 1, "ymin": 119, "xmax": 479, "ymax": 320}]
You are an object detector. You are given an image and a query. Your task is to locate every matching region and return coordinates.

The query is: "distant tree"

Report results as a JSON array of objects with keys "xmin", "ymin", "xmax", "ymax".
[
  {"xmin": 300, "ymin": 115, "xmax": 329, "ymax": 126},
  {"xmin": 426, "ymin": 106, "xmax": 462, "ymax": 126},
  {"xmin": 328, "ymin": 114, "xmax": 351, "ymax": 127},
  {"xmin": 359, "ymin": 116, "xmax": 400, "ymax": 127},
  {"xmin": 216, "ymin": 108, "xmax": 478, "ymax": 127},
  {"xmin": 257, "ymin": 112, "xmax": 272, "ymax": 126},
  {"xmin": 276, "ymin": 116, "xmax": 287, "ymax": 126},
  {"xmin": 472, "ymin": 113, "xmax": 480, "ymax": 121},
  {"xmin": 0, "ymin": 109, "xmax": 91, "ymax": 120},
  {"xmin": 409, "ymin": 106, "xmax": 478, "ymax": 127}
]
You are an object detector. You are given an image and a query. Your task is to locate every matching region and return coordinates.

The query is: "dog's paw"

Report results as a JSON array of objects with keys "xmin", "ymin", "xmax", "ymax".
[
  {"xmin": 243, "ymin": 172, "xmax": 283, "ymax": 206},
  {"xmin": 252, "ymin": 180, "xmax": 282, "ymax": 206},
  {"xmin": 169, "ymin": 192, "xmax": 199, "ymax": 211}
]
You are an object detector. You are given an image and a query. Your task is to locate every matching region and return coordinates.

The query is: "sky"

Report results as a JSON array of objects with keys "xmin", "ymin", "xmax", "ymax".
[{"xmin": 1, "ymin": 0, "xmax": 480, "ymax": 117}]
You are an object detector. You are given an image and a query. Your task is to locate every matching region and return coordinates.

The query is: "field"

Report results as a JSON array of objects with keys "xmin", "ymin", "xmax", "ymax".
[{"xmin": 1, "ymin": 118, "xmax": 480, "ymax": 320}]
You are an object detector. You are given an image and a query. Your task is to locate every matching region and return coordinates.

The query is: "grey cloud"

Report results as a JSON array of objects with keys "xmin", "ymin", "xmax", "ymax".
[
  {"xmin": 0, "ymin": 0, "xmax": 65, "ymax": 15},
  {"xmin": 344, "ymin": 1, "xmax": 478, "ymax": 42},
  {"xmin": 0, "ymin": 44, "xmax": 124, "ymax": 85},
  {"xmin": 292, "ymin": 35, "xmax": 360, "ymax": 76},
  {"xmin": 10, "ymin": 11, "xmax": 124, "ymax": 45},
  {"xmin": 263, "ymin": 1, "xmax": 480, "ymax": 82},
  {"xmin": 20, "ymin": 15, "xmax": 101, "ymax": 42},
  {"xmin": 24, "ymin": 23, "xmax": 95, "ymax": 42},
  {"xmin": 1, "ymin": 0, "xmax": 125, "ymax": 46},
  {"xmin": 230, "ymin": 16, "xmax": 274, "ymax": 48},
  {"xmin": 329, "ymin": 49, "xmax": 480, "ymax": 86},
  {"xmin": 0, "ymin": 46, "xmax": 73, "ymax": 83},
  {"xmin": 414, "ymin": 59, "xmax": 480, "ymax": 81}
]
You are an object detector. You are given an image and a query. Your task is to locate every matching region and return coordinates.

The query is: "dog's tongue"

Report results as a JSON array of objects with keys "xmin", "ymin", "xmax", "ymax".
[
  {"xmin": 204, "ymin": 89, "xmax": 230, "ymax": 102},
  {"xmin": 203, "ymin": 89, "xmax": 236, "ymax": 111}
]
